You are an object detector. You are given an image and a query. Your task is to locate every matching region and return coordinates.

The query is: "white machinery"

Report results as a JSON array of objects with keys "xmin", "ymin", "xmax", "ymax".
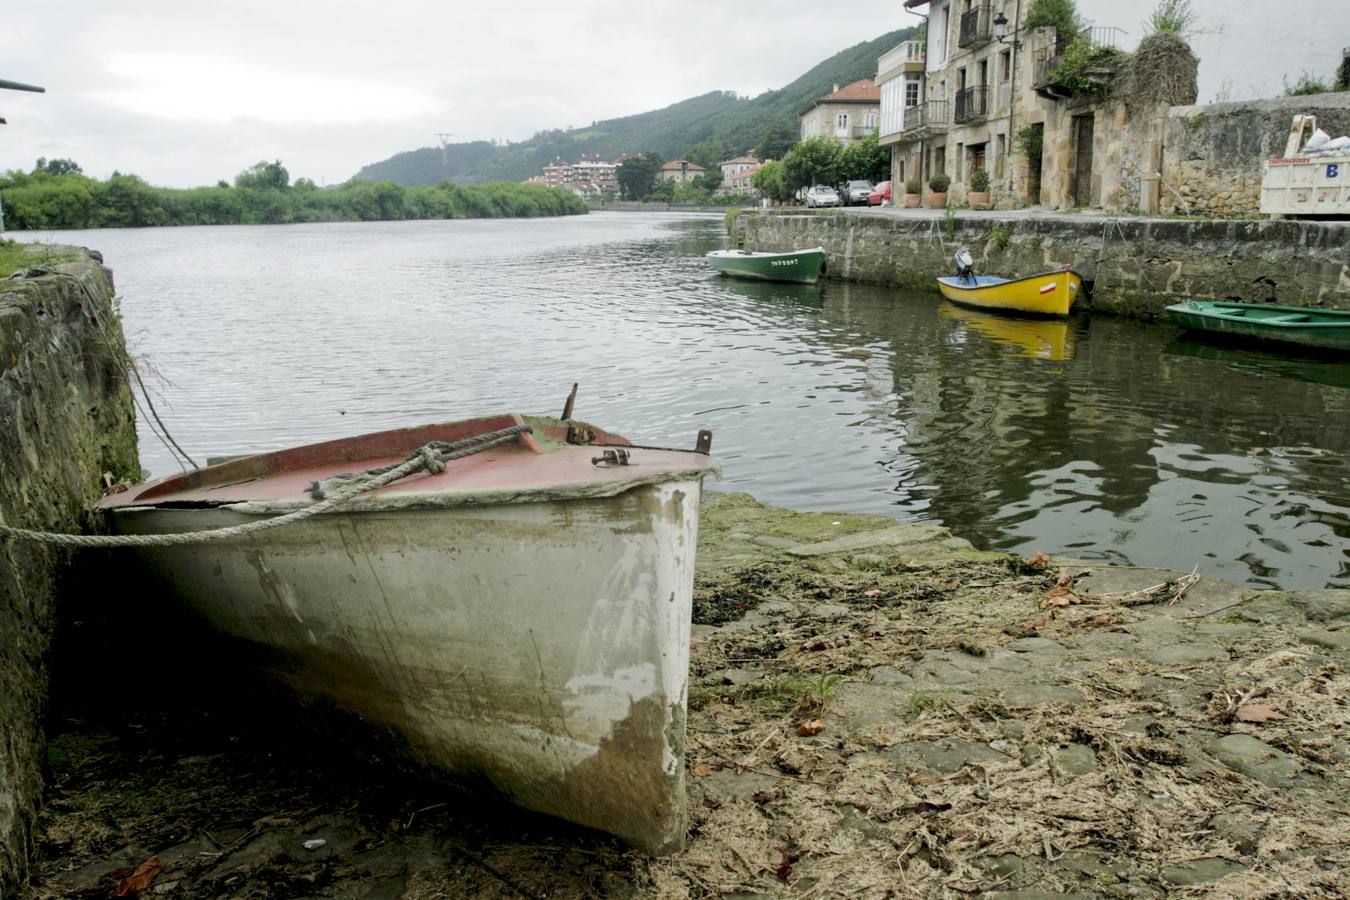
[{"xmin": 1259, "ymin": 114, "xmax": 1350, "ymax": 217}]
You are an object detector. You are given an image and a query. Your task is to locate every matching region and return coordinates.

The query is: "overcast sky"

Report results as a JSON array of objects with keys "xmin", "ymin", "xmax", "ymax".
[{"xmin": 2, "ymin": 1, "xmax": 1345, "ymax": 188}]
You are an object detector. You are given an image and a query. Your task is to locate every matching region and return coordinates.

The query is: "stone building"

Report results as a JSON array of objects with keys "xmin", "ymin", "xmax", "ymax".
[
  {"xmin": 799, "ymin": 79, "xmax": 881, "ymax": 146},
  {"xmin": 657, "ymin": 160, "xmax": 706, "ymax": 183},
  {"xmin": 889, "ymin": 1, "xmax": 1195, "ymax": 212}
]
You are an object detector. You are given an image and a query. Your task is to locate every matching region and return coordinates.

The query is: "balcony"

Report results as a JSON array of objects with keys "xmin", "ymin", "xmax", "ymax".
[
  {"xmin": 954, "ymin": 85, "xmax": 989, "ymax": 124},
  {"xmin": 958, "ymin": 5, "xmax": 992, "ymax": 49},
  {"xmin": 1033, "ymin": 25, "xmax": 1127, "ymax": 99},
  {"xmin": 878, "ymin": 39, "xmax": 927, "ymax": 78},
  {"xmin": 901, "ymin": 100, "xmax": 949, "ymax": 137}
]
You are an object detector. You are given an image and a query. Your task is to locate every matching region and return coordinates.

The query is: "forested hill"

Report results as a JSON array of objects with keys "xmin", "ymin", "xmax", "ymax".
[{"xmin": 355, "ymin": 26, "xmax": 917, "ymax": 185}]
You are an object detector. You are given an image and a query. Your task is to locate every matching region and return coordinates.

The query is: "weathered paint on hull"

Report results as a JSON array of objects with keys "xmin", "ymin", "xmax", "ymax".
[
  {"xmin": 1166, "ymin": 301, "xmax": 1350, "ymax": 352},
  {"xmin": 110, "ymin": 480, "xmax": 702, "ymax": 854},
  {"xmin": 937, "ymin": 270, "xmax": 1082, "ymax": 317},
  {"xmin": 705, "ymin": 249, "xmax": 825, "ymax": 284}
]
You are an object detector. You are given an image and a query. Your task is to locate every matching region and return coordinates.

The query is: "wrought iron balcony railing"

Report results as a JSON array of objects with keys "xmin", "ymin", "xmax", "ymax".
[
  {"xmin": 954, "ymin": 85, "xmax": 989, "ymax": 124},
  {"xmin": 958, "ymin": 5, "xmax": 992, "ymax": 49}
]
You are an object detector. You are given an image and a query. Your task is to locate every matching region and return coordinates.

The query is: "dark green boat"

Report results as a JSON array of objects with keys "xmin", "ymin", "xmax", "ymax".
[
  {"xmin": 1165, "ymin": 301, "xmax": 1350, "ymax": 353},
  {"xmin": 705, "ymin": 247, "xmax": 826, "ymax": 284}
]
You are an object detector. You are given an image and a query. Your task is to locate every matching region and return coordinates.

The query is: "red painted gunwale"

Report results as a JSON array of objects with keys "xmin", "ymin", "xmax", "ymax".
[{"xmin": 98, "ymin": 414, "xmax": 714, "ymax": 509}]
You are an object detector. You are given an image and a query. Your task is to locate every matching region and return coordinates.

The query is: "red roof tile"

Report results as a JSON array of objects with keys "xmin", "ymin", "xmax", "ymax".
[{"xmin": 816, "ymin": 78, "xmax": 880, "ymax": 104}]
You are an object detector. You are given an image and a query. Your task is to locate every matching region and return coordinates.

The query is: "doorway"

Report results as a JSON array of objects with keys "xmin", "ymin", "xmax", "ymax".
[
  {"xmin": 1025, "ymin": 123, "xmax": 1043, "ymax": 204},
  {"xmin": 1072, "ymin": 114, "xmax": 1095, "ymax": 207}
]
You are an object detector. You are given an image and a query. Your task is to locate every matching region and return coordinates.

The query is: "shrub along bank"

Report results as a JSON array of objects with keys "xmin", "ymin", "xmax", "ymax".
[{"xmin": 0, "ymin": 159, "xmax": 587, "ymax": 230}]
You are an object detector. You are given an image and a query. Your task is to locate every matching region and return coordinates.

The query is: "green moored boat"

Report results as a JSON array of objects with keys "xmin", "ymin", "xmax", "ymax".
[
  {"xmin": 1165, "ymin": 301, "xmax": 1350, "ymax": 353},
  {"xmin": 705, "ymin": 247, "xmax": 826, "ymax": 284}
]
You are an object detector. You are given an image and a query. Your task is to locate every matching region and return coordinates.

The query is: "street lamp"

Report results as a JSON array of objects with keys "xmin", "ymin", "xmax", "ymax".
[{"xmin": 994, "ymin": 12, "xmax": 1022, "ymax": 49}]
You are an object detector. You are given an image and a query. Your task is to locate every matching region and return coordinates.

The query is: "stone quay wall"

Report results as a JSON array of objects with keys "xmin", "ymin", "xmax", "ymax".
[
  {"xmin": 0, "ymin": 247, "xmax": 138, "ymax": 893},
  {"xmin": 1161, "ymin": 93, "xmax": 1350, "ymax": 218},
  {"xmin": 738, "ymin": 210, "xmax": 1350, "ymax": 317}
]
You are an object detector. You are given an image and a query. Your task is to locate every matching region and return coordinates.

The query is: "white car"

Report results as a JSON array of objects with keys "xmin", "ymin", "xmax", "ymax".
[{"xmin": 804, "ymin": 185, "xmax": 840, "ymax": 208}]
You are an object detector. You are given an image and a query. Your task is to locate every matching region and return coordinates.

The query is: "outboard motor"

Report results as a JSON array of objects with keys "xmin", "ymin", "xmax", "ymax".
[{"xmin": 953, "ymin": 248, "xmax": 975, "ymax": 284}]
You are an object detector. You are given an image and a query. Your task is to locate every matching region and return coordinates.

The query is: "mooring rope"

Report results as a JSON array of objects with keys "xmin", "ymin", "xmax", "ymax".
[{"xmin": 0, "ymin": 425, "xmax": 532, "ymax": 548}]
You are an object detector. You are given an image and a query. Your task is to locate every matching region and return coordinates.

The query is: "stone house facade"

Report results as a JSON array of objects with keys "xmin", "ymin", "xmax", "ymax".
[
  {"xmin": 717, "ymin": 157, "xmax": 766, "ymax": 196},
  {"xmin": 657, "ymin": 160, "xmax": 706, "ymax": 183},
  {"xmin": 889, "ymin": 1, "xmax": 1190, "ymax": 213},
  {"xmin": 799, "ymin": 79, "xmax": 881, "ymax": 146}
]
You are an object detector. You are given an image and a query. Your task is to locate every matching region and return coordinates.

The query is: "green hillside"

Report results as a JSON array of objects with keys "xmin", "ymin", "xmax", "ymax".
[{"xmin": 355, "ymin": 26, "xmax": 917, "ymax": 185}]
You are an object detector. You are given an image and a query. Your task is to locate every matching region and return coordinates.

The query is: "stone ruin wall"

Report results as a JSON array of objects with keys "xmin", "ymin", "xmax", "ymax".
[{"xmin": 1161, "ymin": 92, "xmax": 1350, "ymax": 217}]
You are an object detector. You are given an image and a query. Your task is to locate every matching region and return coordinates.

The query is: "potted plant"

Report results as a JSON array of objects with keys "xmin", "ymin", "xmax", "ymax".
[
  {"xmin": 904, "ymin": 178, "xmax": 922, "ymax": 208},
  {"xmin": 968, "ymin": 169, "xmax": 991, "ymax": 207},
  {"xmin": 928, "ymin": 173, "xmax": 950, "ymax": 209}
]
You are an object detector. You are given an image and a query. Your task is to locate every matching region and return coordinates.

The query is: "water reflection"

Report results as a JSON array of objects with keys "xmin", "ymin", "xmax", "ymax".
[
  {"xmin": 938, "ymin": 303, "xmax": 1075, "ymax": 361},
  {"xmin": 18, "ymin": 213, "xmax": 1349, "ymax": 590}
]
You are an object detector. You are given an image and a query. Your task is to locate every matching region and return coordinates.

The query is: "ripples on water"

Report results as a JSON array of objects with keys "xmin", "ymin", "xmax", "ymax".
[{"xmin": 22, "ymin": 214, "xmax": 1350, "ymax": 590}]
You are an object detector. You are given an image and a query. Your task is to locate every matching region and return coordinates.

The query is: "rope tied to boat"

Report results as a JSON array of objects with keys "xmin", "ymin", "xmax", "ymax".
[{"xmin": 0, "ymin": 424, "xmax": 533, "ymax": 549}]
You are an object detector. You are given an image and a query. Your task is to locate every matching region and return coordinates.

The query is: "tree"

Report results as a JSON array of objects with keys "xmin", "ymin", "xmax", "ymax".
[
  {"xmin": 752, "ymin": 161, "xmax": 794, "ymax": 204},
  {"xmin": 754, "ymin": 121, "xmax": 798, "ymax": 162},
  {"xmin": 1024, "ymin": 0, "xmax": 1082, "ymax": 43},
  {"xmin": 235, "ymin": 159, "xmax": 290, "ymax": 191},
  {"xmin": 645, "ymin": 179, "xmax": 675, "ymax": 202},
  {"xmin": 840, "ymin": 133, "xmax": 889, "ymax": 183},
  {"xmin": 34, "ymin": 158, "xmax": 83, "ymax": 176},
  {"xmin": 617, "ymin": 152, "xmax": 663, "ymax": 200},
  {"xmin": 782, "ymin": 137, "xmax": 843, "ymax": 192},
  {"xmin": 686, "ymin": 137, "xmax": 730, "ymax": 171},
  {"xmin": 672, "ymin": 181, "xmax": 712, "ymax": 205},
  {"xmin": 695, "ymin": 170, "xmax": 724, "ymax": 194}
]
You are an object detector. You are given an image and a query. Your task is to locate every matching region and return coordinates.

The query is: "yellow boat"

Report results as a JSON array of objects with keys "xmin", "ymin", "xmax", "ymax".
[{"xmin": 936, "ymin": 268, "xmax": 1083, "ymax": 317}]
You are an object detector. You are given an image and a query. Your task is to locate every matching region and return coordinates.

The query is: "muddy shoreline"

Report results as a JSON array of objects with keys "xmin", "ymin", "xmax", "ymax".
[{"xmin": 26, "ymin": 493, "xmax": 1350, "ymax": 898}]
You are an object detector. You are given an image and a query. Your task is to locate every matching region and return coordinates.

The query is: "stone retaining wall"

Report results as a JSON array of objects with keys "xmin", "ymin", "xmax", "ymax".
[
  {"xmin": 738, "ymin": 210, "xmax": 1350, "ymax": 317},
  {"xmin": 0, "ymin": 247, "xmax": 138, "ymax": 893},
  {"xmin": 1161, "ymin": 93, "xmax": 1350, "ymax": 218}
]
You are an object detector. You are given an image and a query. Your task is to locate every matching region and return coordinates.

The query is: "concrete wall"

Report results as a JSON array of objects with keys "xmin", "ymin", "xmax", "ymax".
[
  {"xmin": 738, "ymin": 209, "xmax": 1350, "ymax": 317},
  {"xmin": 0, "ymin": 247, "xmax": 138, "ymax": 893},
  {"xmin": 1161, "ymin": 92, "xmax": 1350, "ymax": 217}
]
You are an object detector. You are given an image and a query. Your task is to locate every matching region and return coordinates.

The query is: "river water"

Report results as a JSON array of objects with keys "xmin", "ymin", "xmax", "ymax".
[{"xmin": 21, "ymin": 213, "xmax": 1350, "ymax": 589}]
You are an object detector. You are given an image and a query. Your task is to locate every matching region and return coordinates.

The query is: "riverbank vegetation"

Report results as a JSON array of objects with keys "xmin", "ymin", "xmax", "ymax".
[
  {"xmin": 0, "ymin": 159, "xmax": 587, "ymax": 231},
  {"xmin": 751, "ymin": 134, "xmax": 889, "ymax": 204}
]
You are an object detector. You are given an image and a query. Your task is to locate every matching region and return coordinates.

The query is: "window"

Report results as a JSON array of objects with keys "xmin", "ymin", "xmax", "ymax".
[
  {"xmin": 1001, "ymin": 50, "xmax": 1012, "ymax": 82},
  {"xmin": 864, "ymin": 111, "xmax": 877, "ymax": 129},
  {"xmin": 905, "ymin": 79, "xmax": 920, "ymax": 107},
  {"xmin": 836, "ymin": 113, "xmax": 849, "ymax": 131}
]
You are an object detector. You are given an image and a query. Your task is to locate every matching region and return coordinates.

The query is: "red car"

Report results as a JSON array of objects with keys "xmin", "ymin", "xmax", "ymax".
[{"xmin": 867, "ymin": 180, "xmax": 892, "ymax": 206}]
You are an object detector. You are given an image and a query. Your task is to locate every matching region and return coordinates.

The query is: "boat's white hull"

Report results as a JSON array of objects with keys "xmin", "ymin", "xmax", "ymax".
[{"xmin": 111, "ymin": 479, "xmax": 703, "ymax": 853}]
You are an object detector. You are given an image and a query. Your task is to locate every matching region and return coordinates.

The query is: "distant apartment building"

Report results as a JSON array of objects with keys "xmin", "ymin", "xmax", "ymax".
[
  {"xmin": 798, "ymin": 79, "xmax": 881, "ymax": 146},
  {"xmin": 657, "ymin": 160, "xmax": 706, "ymax": 183},
  {"xmin": 536, "ymin": 154, "xmax": 621, "ymax": 197}
]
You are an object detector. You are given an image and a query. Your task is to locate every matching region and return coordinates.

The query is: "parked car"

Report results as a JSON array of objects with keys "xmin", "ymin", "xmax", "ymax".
[
  {"xmin": 804, "ymin": 185, "xmax": 840, "ymax": 208},
  {"xmin": 867, "ymin": 181, "xmax": 893, "ymax": 206},
  {"xmin": 842, "ymin": 180, "xmax": 873, "ymax": 206}
]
